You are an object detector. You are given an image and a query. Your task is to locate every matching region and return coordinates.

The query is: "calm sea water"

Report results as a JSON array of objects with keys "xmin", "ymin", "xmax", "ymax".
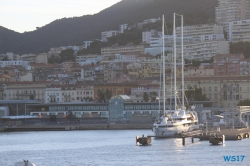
[{"xmin": 0, "ymin": 130, "xmax": 249, "ymax": 166}]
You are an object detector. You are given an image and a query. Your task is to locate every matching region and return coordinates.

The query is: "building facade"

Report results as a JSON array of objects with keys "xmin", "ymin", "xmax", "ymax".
[
  {"xmin": 173, "ymin": 40, "xmax": 230, "ymax": 61},
  {"xmin": 101, "ymin": 44, "xmax": 149, "ymax": 56},
  {"xmin": 215, "ymin": 0, "xmax": 250, "ymax": 24},
  {"xmin": 175, "ymin": 24, "xmax": 224, "ymax": 42},
  {"xmin": 101, "ymin": 30, "xmax": 119, "ymax": 42},
  {"xmin": 227, "ymin": 19, "xmax": 250, "ymax": 42}
]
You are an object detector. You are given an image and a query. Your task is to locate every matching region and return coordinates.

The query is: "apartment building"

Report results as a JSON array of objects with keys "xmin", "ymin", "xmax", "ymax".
[
  {"xmin": 3, "ymin": 52, "xmax": 20, "ymax": 60},
  {"xmin": 119, "ymin": 24, "xmax": 128, "ymax": 33},
  {"xmin": 215, "ymin": 0, "xmax": 250, "ymax": 24},
  {"xmin": 3, "ymin": 82, "xmax": 47, "ymax": 102},
  {"xmin": 101, "ymin": 44, "xmax": 148, "ymax": 56},
  {"xmin": 175, "ymin": 24, "xmax": 224, "ymax": 42},
  {"xmin": 75, "ymin": 54, "xmax": 102, "ymax": 64},
  {"xmin": 0, "ymin": 61, "xmax": 30, "ymax": 70},
  {"xmin": 186, "ymin": 64, "xmax": 214, "ymax": 77},
  {"xmin": 172, "ymin": 40, "xmax": 229, "ymax": 61},
  {"xmin": 225, "ymin": 19, "xmax": 250, "ymax": 42},
  {"xmin": 83, "ymin": 41, "xmax": 93, "ymax": 49},
  {"xmin": 174, "ymin": 75, "xmax": 250, "ymax": 108},
  {"xmin": 142, "ymin": 30, "xmax": 162, "ymax": 44},
  {"xmin": 214, "ymin": 54, "xmax": 245, "ymax": 76},
  {"xmin": 19, "ymin": 53, "xmax": 48, "ymax": 64},
  {"xmin": 45, "ymin": 85, "xmax": 94, "ymax": 103},
  {"xmin": 101, "ymin": 30, "xmax": 119, "ymax": 42},
  {"xmin": 144, "ymin": 35, "xmax": 194, "ymax": 56}
]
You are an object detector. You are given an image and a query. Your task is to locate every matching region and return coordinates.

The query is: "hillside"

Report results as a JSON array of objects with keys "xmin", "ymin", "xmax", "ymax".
[{"xmin": 0, "ymin": 0, "xmax": 218, "ymax": 54}]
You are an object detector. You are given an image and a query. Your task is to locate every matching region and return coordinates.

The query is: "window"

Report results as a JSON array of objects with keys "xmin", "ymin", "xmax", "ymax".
[{"xmin": 214, "ymin": 87, "xmax": 217, "ymax": 91}]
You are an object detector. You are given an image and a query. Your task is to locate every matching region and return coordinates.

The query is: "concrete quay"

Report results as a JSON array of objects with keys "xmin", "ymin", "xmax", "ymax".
[{"xmin": 2, "ymin": 123, "xmax": 153, "ymax": 132}]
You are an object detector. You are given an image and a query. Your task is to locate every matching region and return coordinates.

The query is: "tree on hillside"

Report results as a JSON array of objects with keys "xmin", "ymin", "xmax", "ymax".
[
  {"xmin": 2, "ymin": 56, "xmax": 9, "ymax": 61},
  {"xmin": 97, "ymin": 90, "xmax": 105, "ymax": 102},
  {"xmin": 230, "ymin": 42, "xmax": 250, "ymax": 59},
  {"xmin": 48, "ymin": 55, "xmax": 60, "ymax": 64},
  {"xmin": 150, "ymin": 92, "xmax": 158, "ymax": 102},
  {"xmin": 143, "ymin": 92, "xmax": 149, "ymax": 102},
  {"xmin": 60, "ymin": 49, "xmax": 75, "ymax": 62},
  {"xmin": 107, "ymin": 28, "xmax": 142, "ymax": 46},
  {"xmin": 105, "ymin": 89, "xmax": 113, "ymax": 100},
  {"xmin": 185, "ymin": 87, "xmax": 208, "ymax": 101},
  {"xmin": 237, "ymin": 99, "xmax": 250, "ymax": 106}
]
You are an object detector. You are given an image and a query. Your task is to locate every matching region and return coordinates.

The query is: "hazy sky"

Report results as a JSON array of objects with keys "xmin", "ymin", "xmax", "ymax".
[{"xmin": 1, "ymin": 0, "xmax": 121, "ymax": 33}]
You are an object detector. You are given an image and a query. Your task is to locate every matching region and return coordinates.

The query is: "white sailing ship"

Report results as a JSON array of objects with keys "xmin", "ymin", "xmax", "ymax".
[{"xmin": 152, "ymin": 14, "xmax": 199, "ymax": 137}]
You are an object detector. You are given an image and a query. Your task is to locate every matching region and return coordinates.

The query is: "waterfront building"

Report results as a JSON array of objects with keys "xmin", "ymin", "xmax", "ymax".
[
  {"xmin": 177, "ymin": 75, "xmax": 250, "ymax": 108},
  {"xmin": 3, "ymin": 82, "xmax": 47, "ymax": 102},
  {"xmin": 215, "ymin": 0, "xmax": 250, "ymax": 24},
  {"xmin": 45, "ymin": 84, "xmax": 94, "ymax": 104}
]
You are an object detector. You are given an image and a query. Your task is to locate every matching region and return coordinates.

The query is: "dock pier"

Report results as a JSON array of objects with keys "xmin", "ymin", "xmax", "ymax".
[{"xmin": 138, "ymin": 128, "xmax": 250, "ymax": 146}]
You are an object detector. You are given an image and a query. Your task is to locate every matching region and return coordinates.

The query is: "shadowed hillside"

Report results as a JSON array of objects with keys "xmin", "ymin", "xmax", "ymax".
[{"xmin": 0, "ymin": 0, "xmax": 217, "ymax": 54}]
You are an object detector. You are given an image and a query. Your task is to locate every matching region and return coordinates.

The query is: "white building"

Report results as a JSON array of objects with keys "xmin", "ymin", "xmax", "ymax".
[
  {"xmin": 6, "ymin": 52, "xmax": 20, "ymax": 60},
  {"xmin": 45, "ymin": 85, "xmax": 94, "ymax": 103},
  {"xmin": 83, "ymin": 41, "xmax": 93, "ymax": 49},
  {"xmin": 142, "ymin": 30, "xmax": 162, "ymax": 44},
  {"xmin": 173, "ymin": 40, "xmax": 230, "ymax": 61},
  {"xmin": 175, "ymin": 24, "xmax": 224, "ymax": 42},
  {"xmin": 119, "ymin": 24, "xmax": 128, "ymax": 33},
  {"xmin": 101, "ymin": 30, "xmax": 120, "ymax": 42},
  {"xmin": 226, "ymin": 19, "xmax": 250, "ymax": 42},
  {"xmin": 61, "ymin": 46, "xmax": 83, "ymax": 52},
  {"xmin": 19, "ymin": 53, "xmax": 48, "ymax": 64},
  {"xmin": 0, "ymin": 61, "xmax": 30, "ymax": 70},
  {"xmin": 215, "ymin": 0, "xmax": 250, "ymax": 24},
  {"xmin": 200, "ymin": 34, "xmax": 225, "ymax": 42},
  {"xmin": 81, "ymin": 68, "xmax": 95, "ymax": 81},
  {"xmin": 144, "ymin": 35, "xmax": 194, "ymax": 56},
  {"xmin": 114, "ymin": 54, "xmax": 138, "ymax": 62},
  {"xmin": 76, "ymin": 54, "xmax": 103, "ymax": 65},
  {"xmin": 45, "ymin": 88, "xmax": 62, "ymax": 103},
  {"xmin": 138, "ymin": 17, "xmax": 161, "ymax": 27}
]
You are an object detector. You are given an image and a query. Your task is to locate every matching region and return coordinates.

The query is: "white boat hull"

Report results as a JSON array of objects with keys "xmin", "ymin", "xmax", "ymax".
[{"xmin": 153, "ymin": 123, "xmax": 198, "ymax": 137}]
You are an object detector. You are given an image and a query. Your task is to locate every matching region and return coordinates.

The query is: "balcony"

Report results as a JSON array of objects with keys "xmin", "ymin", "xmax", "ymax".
[{"xmin": 16, "ymin": 92, "xmax": 36, "ymax": 97}]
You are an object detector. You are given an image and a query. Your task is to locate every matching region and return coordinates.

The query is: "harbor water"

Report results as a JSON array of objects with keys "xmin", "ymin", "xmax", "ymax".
[{"xmin": 0, "ymin": 130, "xmax": 250, "ymax": 166}]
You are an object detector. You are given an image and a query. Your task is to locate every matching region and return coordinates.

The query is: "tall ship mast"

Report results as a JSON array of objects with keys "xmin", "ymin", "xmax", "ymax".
[{"xmin": 152, "ymin": 14, "xmax": 199, "ymax": 137}]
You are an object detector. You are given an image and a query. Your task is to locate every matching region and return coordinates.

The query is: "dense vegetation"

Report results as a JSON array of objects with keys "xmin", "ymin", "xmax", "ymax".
[
  {"xmin": 0, "ymin": 0, "xmax": 218, "ymax": 54},
  {"xmin": 48, "ymin": 49, "xmax": 74, "ymax": 63},
  {"xmin": 185, "ymin": 87, "xmax": 208, "ymax": 101},
  {"xmin": 237, "ymin": 99, "xmax": 250, "ymax": 106},
  {"xmin": 230, "ymin": 42, "xmax": 250, "ymax": 59}
]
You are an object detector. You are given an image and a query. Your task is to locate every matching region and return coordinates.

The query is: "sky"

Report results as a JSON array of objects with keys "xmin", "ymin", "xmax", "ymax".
[{"xmin": 0, "ymin": 0, "xmax": 121, "ymax": 33}]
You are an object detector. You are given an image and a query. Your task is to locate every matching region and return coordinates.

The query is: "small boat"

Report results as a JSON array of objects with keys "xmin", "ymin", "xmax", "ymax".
[{"xmin": 14, "ymin": 160, "xmax": 35, "ymax": 166}]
